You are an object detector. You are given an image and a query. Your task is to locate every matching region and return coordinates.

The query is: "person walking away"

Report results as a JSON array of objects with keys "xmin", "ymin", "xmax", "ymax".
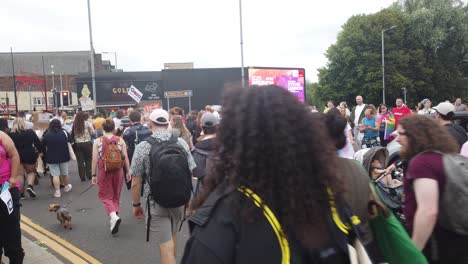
[
  {"xmin": 122, "ymin": 111, "xmax": 151, "ymax": 189},
  {"xmin": 324, "ymin": 108, "xmax": 383, "ymax": 261},
  {"xmin": 42, "ymin": 119, "xmax": 72, "ymax": 198},
  {"xmin": 117, "ymin": 107, "xmax": 134, "ymax": 136},
  {"xmin": 9, "ymin": 118, "xmax": 43, "ymax": 199},
  {"xmin": 377, "ymin": 104, "xmax": 395, "ymax": 147},
  {"xmin": 131, "ymin": 109, "xmax": 195, "ymax": 264},
  {"xmin": 182, "ymin": 85, "xmax": 370, "ymax": 263},
  {"xmin": 397, "ymin": 115, "xmax": 468, "ymax": 263},
  {"xmin": 73, "ymin": 111, "xmax": 95, "ymax": 182},
  {"xmin": 93, "ymin": 113, "xmax": 106, "ymax": 138},
  {"xmin": 91, "ymin": 119, "xmax": 130, "ymax": 234},
  {"xmin": 417, "ymin": 99, "xmax": 435, "ymax": 115},
  {"xmin": 433, "ymin": 102, "xmax": 468, "ymax": 150},
  {"xmin": 185, "ymin": 111, "xmax": 198, "ymax": 137},
  {"xmin": 191, "ymin": 112, "xmax": 219, "ymax": 196},
  {"xmin": 360, "ymin": 109, "xmax": 381, "ymax": 148},
  {"xmin": 113, "ymin": 110, "xmax": 125, "ymax": 136},
  {"xmin": 0, "ymin": 130, "xmax": 24, "ymax": 264},
  {"xmin": 454, "ymin": 98, "xmax": 467, "ymax": 112},
  {"xmin": 170, "ymin": 115, "xmax": 193, "ymax": 150},
  {"xmin": 17, "ymin": 112, "xmax": 33, "ymax": 130},
  {"xmin": 392, "ymin": 98, "xmax": 412, "ymax": 128},
  {"xmin": 0, "ymin": 118, "xmax": 9, "ymax": 133},
  {"xmin": 350, "ymin": 95, "xmax": 369, "ymax": 147}
]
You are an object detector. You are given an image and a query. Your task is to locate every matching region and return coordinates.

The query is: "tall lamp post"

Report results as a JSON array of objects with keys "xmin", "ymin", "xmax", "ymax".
[
  {"xmin": 102, "ymin": 51, "xmax": 118, "ymax": 71},
  {"xmin": 87, "ymin": 0, "xmax": 97, "ymax": 114},
  {"xmin": 381, "ymin": 25, "xmax": 397, "ymax": 105},
  {"xmin": 238, "ymin": 0, "xmax": 245, "ymax": 87},
  {"xmin": 51, "ymin": 65, "xmax": 58, "ymax": 116}
]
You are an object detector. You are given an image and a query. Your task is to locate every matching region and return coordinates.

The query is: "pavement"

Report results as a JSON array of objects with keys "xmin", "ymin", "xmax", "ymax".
[
  {"xmin": 9, "ymin": 161, "xmax": 192, "ymax": 264},
  {"xmin": 2, "ymin": 236, "xmax": 62, "ymax": 264}
]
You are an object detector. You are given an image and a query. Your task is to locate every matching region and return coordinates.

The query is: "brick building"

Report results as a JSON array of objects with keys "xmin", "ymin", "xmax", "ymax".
[{"xmin": 0, "ymin": 51, "xmax": 114, "ymax": 112}]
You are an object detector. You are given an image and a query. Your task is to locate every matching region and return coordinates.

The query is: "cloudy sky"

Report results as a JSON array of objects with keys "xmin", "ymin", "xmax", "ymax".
[{"xmin": 1, "ymin": 0, "xmax": 399, "ymax": 81}]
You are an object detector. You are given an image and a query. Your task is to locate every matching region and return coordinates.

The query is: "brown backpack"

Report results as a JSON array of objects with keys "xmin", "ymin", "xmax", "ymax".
[{"xmin": 101, "ymin": 136, "xmax": 124, "ymax": 172}]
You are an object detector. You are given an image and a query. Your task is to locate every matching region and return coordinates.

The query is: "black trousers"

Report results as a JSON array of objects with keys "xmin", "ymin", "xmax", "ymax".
[
  {"xmin": 0, "ymin": 187, "xmax": 25, "ymax": 264},
  {"xmin": 75, "ymin": 141, "xmax": 93, "ymax": 181}
]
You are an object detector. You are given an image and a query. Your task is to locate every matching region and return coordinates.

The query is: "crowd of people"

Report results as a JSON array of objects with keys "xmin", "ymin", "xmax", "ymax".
[{"xmin": 0, "ymin": 85, "xmax": 467, "ymax": 264}]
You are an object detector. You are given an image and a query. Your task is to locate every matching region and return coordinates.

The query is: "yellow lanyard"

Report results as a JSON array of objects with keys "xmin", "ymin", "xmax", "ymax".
[{"xmin": 237, "ymin": 187, "xmax": 290, "ymax": 264}]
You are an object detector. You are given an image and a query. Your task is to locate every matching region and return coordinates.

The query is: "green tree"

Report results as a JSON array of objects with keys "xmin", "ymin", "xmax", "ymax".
[{"xmin": 317, "ymin": 0, "xmax": 468, "ymax": 108}]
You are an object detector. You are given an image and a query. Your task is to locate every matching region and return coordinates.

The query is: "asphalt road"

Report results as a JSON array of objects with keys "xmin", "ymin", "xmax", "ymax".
[{"xmin": 20, "ymin": 161, "xmax": 191, "ymax": 264}]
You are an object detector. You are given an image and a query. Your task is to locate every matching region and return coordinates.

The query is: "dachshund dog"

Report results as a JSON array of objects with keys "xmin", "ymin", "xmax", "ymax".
[{"xmin": 48, "ymin": 204, "xmax": 72, "ymax": 230}]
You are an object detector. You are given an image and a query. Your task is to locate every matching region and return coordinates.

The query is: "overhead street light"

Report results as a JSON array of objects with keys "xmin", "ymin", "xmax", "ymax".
[
  {"xmin": 102, "ymin": 51, "xmax": 118, "ymax": 71},
  {"xmin": 382, "ymin": 25, "xmax": 397, "ymax": 105}
]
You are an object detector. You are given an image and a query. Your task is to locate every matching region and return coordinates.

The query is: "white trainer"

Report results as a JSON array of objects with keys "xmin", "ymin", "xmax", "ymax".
[
  {"xmin": 110, "ymin": 214, "xmax": 121, "ymax": 235},
  {"xmin": 64, "ymin": 184, "xmax": 72, "ymax": 193}
]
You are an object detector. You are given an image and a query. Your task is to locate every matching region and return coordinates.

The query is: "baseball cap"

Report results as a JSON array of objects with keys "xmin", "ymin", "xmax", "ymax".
[
  {"xmin": 149, "ymin": 109, "xmax": 169, "ymax": 125},
  {"xmin": 200, "ymin": 112, "xmax": 220, "ymax": 127},
  {"xmin": 433, "ymin": 102, "xmax": 455, "ymax": 116}
]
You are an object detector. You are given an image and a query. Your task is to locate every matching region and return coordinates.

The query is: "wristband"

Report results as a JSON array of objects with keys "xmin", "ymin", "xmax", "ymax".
[{"xmin": 132, "ymin": 202, "xmax": 141, "ymax": 207}]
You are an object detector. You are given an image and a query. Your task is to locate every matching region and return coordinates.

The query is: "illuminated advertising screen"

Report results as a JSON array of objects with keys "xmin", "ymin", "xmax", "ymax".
[{"xmin": 248, "ymin": 68, "xmax": 305, "ymax": 102}]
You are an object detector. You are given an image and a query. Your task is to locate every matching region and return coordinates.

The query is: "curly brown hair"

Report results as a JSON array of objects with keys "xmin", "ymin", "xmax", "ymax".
[
  {"xmin": 398, "ymin": 115, "xmax": 458, "ymax": 160},
  {"xmin": 193, "ymin": 85, "xmax": 342, "ymax": 249},
  {"xmin": 73, "ymin": 111, "xmax": 89, "ymax": 137}
]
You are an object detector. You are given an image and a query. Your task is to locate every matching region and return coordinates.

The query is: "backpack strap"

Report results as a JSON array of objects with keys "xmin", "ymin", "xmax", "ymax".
[{"xmin": 237, "ymin": 186, "xmax": 290, "ymax": 264}]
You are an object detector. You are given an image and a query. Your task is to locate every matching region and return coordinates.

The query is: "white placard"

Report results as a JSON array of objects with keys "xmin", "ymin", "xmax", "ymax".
[
  {"xmin": 0, "ymin": 189, "xmax": 13, "ymax": 215},
  {"xmin": 80, "ymin": 97, "xmax": 94, "ymax": 111},
  {"xmin": 127, "ymin": 85, "xmax": 143, "ymax": 103}
]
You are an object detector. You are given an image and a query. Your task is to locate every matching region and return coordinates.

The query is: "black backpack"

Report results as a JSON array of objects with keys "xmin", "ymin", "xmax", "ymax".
[
  {"xmin": 192, "ymin": 148, "xmax": 216, "ymax": 180},
  {"xmin": 126, "ymin": 125, "xmax": 151, "ymax": 162},
  {"xmin": 145, "ymin": 134, "xmax": 192, "ymax": 208}
]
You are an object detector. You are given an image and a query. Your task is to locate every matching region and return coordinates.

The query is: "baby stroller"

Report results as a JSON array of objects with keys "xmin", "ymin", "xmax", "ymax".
[{"xmin": 354, "ymin": 147, "xmax": 405, "ymax": 223}]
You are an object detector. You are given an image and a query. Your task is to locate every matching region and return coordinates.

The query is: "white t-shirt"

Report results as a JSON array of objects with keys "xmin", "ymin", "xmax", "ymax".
[
  {"xmin": 354, "ymin": 104, "xmax": 366, "ymax": 127},
  {"xmin": 339, "ymin": 123, "xmax": 355, "ymax": 159},
  {"xmin": 113, "ymin": 118, "xmax": 122, "ymax": 130},
  {"xmin": 418, "ymin": 109, "xmax": 435, "ymax": 115}
]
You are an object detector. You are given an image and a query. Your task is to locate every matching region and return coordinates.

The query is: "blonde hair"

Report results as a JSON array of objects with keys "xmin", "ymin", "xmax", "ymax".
[
  {"xmin": 171, "ymin": 115, "xmax": 190, "ymax": 138},
  {"xmin": 11, "ymin": 118, "xmax": 26, "ymax": 133}
]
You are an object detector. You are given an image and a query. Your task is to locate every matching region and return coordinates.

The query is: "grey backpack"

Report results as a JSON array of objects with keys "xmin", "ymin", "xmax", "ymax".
[{"xmin": 438, "ymin": 152, "xmax": 468, "ymax": 235}]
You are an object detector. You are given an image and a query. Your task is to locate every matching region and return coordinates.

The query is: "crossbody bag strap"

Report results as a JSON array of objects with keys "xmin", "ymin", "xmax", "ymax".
[{"xmin": 237, "ymin": 187, "xmax": 290, "ymax": 264}]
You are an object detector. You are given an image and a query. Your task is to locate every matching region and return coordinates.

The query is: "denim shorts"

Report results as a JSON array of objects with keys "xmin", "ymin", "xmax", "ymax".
[{"xmin": 48, "ymin": 162, "xmax": 69, "ymax": 176}]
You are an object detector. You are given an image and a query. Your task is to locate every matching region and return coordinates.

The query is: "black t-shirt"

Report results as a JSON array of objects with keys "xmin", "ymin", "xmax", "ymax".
[{"xmin": 445, "ymin": 123, "xmax": 468, "ymax": 149}]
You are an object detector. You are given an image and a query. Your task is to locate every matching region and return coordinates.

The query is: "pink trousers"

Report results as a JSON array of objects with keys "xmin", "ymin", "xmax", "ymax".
[{"xmin": 97, "ymin": 168, "xmax": 123, "ymax": 215}]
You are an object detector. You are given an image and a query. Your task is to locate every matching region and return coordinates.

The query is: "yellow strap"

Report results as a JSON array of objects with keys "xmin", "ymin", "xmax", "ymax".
[
  {"xmin": 326, "ymin": 187, "xmax": 361, "ymax": 235},
  {"xmin": 237, "ymin": 187, "xmax": 290, "ymax": 264}
]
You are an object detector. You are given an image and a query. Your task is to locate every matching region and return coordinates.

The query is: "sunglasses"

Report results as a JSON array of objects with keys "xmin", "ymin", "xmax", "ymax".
[{"xmin": 398, "ymin": 132, "xmax": 407, "ymax": 136}]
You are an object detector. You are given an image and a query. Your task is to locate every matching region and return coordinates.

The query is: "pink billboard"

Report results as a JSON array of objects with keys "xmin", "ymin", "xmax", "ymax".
[{"xmin": 248, "ymin": 68, "xmax": 305, "ymax": 102}]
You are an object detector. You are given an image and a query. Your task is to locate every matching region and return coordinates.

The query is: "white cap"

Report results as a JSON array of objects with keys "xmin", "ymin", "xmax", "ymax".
[
  {"xmin": 149, "ymin": 109, "xmax": 169, "ymax": 125},
  {"xmin": 433, "ymin": 102, "xmax": 455, "ymax": 116}
]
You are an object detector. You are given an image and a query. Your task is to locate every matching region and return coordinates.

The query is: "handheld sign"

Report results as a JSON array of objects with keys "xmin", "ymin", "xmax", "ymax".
[{"xmin": 128, "ymin": 85, "xmax": 143, "ymax": 103}]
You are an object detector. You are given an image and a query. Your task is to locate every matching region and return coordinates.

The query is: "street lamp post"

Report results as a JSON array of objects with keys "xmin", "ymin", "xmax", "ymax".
[
  {"xmin": 87, "ymin": 0, "xmax": 97, "ymax": 114},
  {"xmin": 51, "ymin": 65, "xmax": 58, "ymax": 116},
  {"xmin": 381, "ymin": 25, "xmax": 397, "ymax": 105},
  {"xmin": 238, "ymin": 0, "xmax": 245, "ymax": 87},
  {"xmin": 102, "ymin": 52, "xmax": 118, "ymax": 71}
]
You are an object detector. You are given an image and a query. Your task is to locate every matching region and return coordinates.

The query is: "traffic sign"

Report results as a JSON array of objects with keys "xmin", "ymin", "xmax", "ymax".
[{"xmin": 164, "ymin": 90, "xmax": 193, "ymax": 99}]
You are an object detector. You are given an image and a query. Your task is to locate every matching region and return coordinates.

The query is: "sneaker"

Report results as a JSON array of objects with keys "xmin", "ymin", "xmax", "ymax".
[
  {"xmin": 20, "ymin": 193, "xmax": 26, "ymax": 200},
  {"xmin": 26, "ymin": 187, "xmax": 37, "ymax": 199},
  {"xmin": 110, "ymin": 215, "xmax": 121, "ymax": 235},
  {"xmin": 64, "ymin": 184, "xmax": 72, "ymax": 193},
  {"xmin": 53, "ymin": 190, "xmax": 61, "ymax": 198}
]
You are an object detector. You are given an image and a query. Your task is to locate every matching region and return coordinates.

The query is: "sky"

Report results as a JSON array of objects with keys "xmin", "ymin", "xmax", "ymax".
[{"xmin": 1, "ymin": 0, "xmax": 400, "ymax": 82}]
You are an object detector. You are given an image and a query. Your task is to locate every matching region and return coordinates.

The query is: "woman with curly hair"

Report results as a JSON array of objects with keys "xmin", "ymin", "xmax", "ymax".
[
  {"xmin": 73, "ymin": 111, "xmax": 95, "ymax": 181},
  {"xmin": 181, "ymin": 85, "xmax": 361, "ymax": 263}
]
